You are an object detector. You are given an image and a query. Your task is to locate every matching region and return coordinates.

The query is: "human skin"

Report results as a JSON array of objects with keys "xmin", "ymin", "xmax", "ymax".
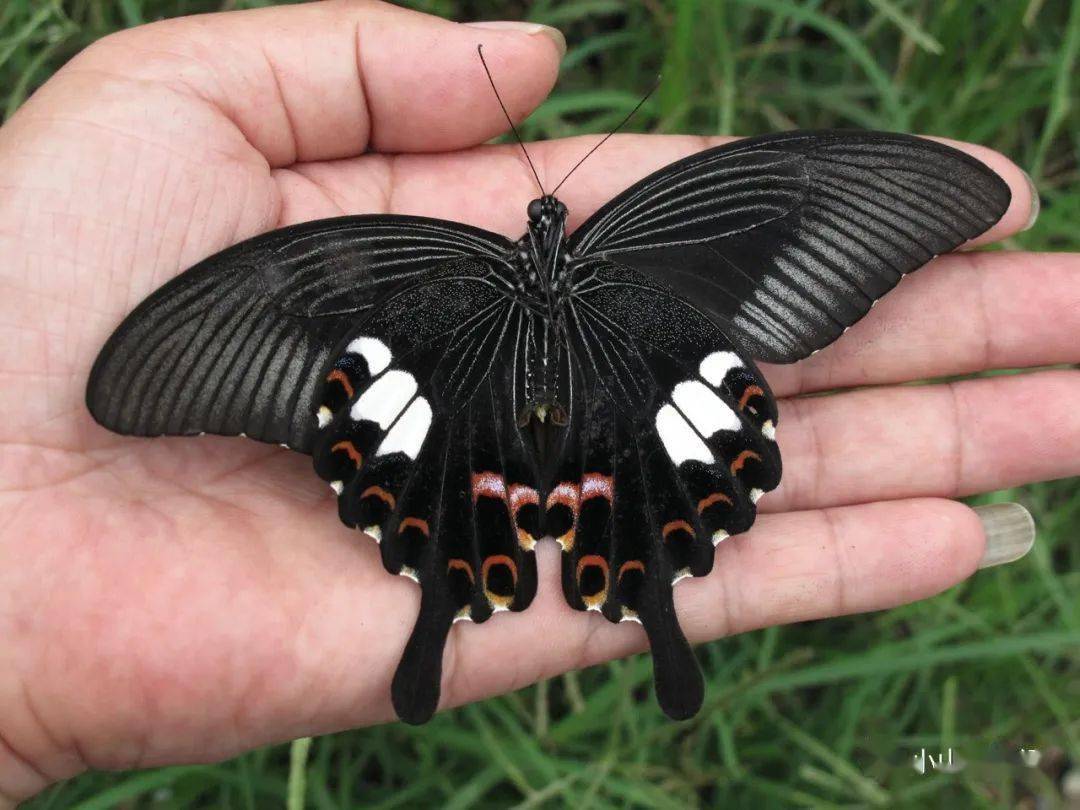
[{"xmin": 1, "ymin": 0, "xmax": 1077, "ymax": 804}]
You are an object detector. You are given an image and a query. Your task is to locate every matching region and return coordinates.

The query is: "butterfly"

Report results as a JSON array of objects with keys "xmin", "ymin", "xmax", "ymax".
[{"xmin": 86, "ymin": 122, "xmax": 1010, "ymax": 724}]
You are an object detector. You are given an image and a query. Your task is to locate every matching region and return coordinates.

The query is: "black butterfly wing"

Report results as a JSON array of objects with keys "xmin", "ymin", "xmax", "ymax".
[
  {"xmin": 86, "ymin": 215, "xmax": 514, "ymax": 452},
  {"xmin": 310, "ymin": 261, "xmax": 541, "ymax": 724},
  {"xmin": 549, "ymin": 259, "xmax": 781, "ymax": 718},
  {"xmin": 567, "ymin": 130, "xmax": 1012, "ymax": 363}
]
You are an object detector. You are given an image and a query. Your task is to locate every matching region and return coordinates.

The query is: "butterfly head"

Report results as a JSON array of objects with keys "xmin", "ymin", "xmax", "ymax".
[{"xmin": 527, "ymin": 195, "xmax": 567, "ymax": 228}]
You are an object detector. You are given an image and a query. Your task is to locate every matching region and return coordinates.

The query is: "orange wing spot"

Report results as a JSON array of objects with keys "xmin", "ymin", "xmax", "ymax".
[
  {"xmin": 326, "ymin": 369, "xmax": 355, "ymax": 399},
  {"xmin": 576, "ymin": 554, "xmax": 610, "ymax": 609},
  {"xmin": 517, "ymin": 528, "xmax": 538, "ymax": 551},
  {"xmin": 546, "ymin": 481, "xmax": 581, "ymax": 512},
  {"xmin": 662, "ymin": 519, "xmax": 696, "ymax": 540},
  {"xmin": 482, "ymin": 554, "xmax": 518, "ymax": 608},
  {"xmin": 737, "ymin": 384, "xmax": 765, "ymax": 411},
  {"xmin": 730, "ymin": 450, "xmax": 762, "ymax": 474},
  {"xmin": 547, "ymin": 482, "xmax": 580, "ymax": 551},
  {"xmin": 330, "ymin": 440, "xmax": 363, "ymax": 468},
  {"xmin": 399, "ymin": 517, "xmax": 430, "ymax": 538},
  {"xmin": 507, "ymin": 484, "xmax": 540, "ymax": 550},
  {"xmin": 509, "ymin": 484, "xmax": 540, "ymax": 512},
  {"xmin": 580, "ymin": 473, "xmax": 614, "ymax": 503},
  {"xmin": 360, "ymin": 485, "xmax": 396, "ymax": 510},
  {"xmin": 481, "ymin": 554, "xmax": 518, "ymax": 584},
  {"xmin": 471, "ymin": 471, "xmax": 506, "ymax": 504},
  {"xmin": 697, "ymin": 491, "xmax": 733, "ymax": 514},
  {"xmin": 447, "ymin": 558, "xmax": 475, "ymax": 583},
  {"xmin": 617, "ymin": 559, "xmax": 645, "ymax": 582}
]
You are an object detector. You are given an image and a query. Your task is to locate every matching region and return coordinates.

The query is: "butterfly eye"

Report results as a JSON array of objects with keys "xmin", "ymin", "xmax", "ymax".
[
  {"xmin": 527, "ymin": 199, "xmax": 543, "ymax": 222},
  {"xmin": 556, "ymin": 201, "xmax": 568, "ymax": 218}
]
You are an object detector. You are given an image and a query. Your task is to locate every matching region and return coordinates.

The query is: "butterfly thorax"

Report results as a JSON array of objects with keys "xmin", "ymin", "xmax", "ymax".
[{"xmin": 513, "ymin": 195, "xmax": 574, "ymax": 429}]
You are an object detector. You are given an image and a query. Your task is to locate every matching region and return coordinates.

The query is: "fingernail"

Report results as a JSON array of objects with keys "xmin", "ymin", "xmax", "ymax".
[
  {"xmin": 975, "ymin": 503, "xmax": 1035, "ymax": 569},
  {"xmin": 465, "ymin": 21, "xmax": 567, "ymax": 59},
  {"xmin": 1020, "ymin": 169, "xmax": 1040, "ymax": 232}
]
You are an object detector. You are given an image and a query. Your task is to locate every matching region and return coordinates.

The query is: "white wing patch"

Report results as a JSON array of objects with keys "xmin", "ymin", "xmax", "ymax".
[
  {"xmin": 345, "ymin": 336, "xmax": 392, "ymax": 376},
  {"xmin": 699, "ymin": 350, "xmax": 743, "ymax": 386},
  {"xmin": 377, "ymin": 397, "xmax": 432, "ymax": 459},
  {"xmin": 655, "ymin": 404, "xmax": 714, "ymax": 466},
  {"xmin": 672, "ymin": 380, "xmax": 742, "ymax": 437},
  {"xmin": 350, "ymin": 369, "xmax": 417, "ymax": 427}
]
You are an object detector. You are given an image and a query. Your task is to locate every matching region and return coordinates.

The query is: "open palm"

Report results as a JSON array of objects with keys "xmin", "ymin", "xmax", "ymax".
[{"xmin": 0, "ymin": 1, "xmax": 1075, "ymax": 802}]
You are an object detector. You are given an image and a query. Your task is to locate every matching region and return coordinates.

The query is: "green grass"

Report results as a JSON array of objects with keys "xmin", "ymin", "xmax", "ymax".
[{"xmin": 5, "ymin": 0, "xmax": 1079, "ymax": 807}]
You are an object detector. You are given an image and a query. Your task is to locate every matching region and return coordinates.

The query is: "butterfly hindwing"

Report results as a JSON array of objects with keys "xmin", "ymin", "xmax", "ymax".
[
  {"xmin": 555, "ymin": 259, "xmax": 780, "ymax": 717},
  {"xmin": 568, "ymin": 131, "xmax": 1012, "ymax": 363},
  {"xmin": 311, "ymin": 260, "xmax": 540, "ymax": 724}
]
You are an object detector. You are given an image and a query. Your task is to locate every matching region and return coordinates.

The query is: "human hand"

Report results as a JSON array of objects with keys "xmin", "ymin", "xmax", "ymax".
[{"xmin": 0, "ymin": 0, "xmax": 1074, "ymax": 803}]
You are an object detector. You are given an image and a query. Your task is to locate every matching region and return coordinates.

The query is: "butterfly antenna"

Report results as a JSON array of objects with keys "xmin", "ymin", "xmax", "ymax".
[
  {"xmin": 478, "ymin": 44, "xmax": 545, "ymax": 196},
  {"xmin": 550, "ymin": 75, "xmax": 661, "ymax": 196}
]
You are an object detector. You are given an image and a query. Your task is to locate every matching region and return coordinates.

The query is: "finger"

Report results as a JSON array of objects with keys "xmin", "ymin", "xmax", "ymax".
[
  {"xmin": 440, "ymin": 497, "xmax": 988, "ymax": 712},
  {"xmin": 765, "ymin": 369, "xmax": 1080, "ymax": 513},
  {"xmin": 286, "ymin": 132, "xmax": 1036, "ymax": 243},
  {"xmin": 24, "ymin": 1, "xmax": 563, "ymax": 165},
  {"xmin": 764, "ymin": 251, "xmax": 1080, "ymax": 397}
]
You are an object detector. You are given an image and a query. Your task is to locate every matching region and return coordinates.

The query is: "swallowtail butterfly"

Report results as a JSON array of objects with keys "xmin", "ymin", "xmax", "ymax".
[{"xmin": 87, "ymin": 114, "xmax": 1010, "ymax": 722}]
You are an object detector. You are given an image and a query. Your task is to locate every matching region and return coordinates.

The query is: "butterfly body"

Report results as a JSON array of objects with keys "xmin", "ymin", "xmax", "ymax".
[{"xmin": 86, "ymin": 130, "xmax": 1011, "ymax": 724}]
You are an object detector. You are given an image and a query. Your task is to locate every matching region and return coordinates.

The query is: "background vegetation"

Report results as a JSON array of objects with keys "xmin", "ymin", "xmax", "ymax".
[{"xmin": 3, "ymin": 0, "xmax": 1078, "ymax": 806}]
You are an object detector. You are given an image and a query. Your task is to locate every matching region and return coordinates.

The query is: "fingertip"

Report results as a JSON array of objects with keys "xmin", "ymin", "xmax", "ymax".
[
  {"xmin": 974, "ymin": 502, "xmax": 1035, "ymax": 570},
  {"xmin": 465, "ymin": 21, "xmax": 567, "ymax": 61},
  {"xmin": 931, "ymin": 138, "xmax": 1036, "ymax": 245},
  {"xmin": 413, "ymin": 21, "xmax": 562, "ymax": 151}
]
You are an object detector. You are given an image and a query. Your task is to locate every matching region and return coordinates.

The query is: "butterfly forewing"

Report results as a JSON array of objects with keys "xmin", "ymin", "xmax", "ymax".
[
  {"xmin": 86, "ymin": 216, "xmax": 516, "ymax": 451},
  {"xmin": 568, "ymin": 131, "xmax": 1011, "ymax": 363}
]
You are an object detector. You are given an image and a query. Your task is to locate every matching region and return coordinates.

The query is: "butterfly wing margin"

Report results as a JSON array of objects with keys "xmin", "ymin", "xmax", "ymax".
[
  {"xmin": 567, "ymin": 130, "xmax": 1012, "ymax": 363},
  {"xmin": 548, "ymin": 260, "xmax": 781, "ymax": 718},
  {"xmin": 310, "ymin": 263, "xmax": 542, "ymax": 723},
  {"xmin": 86, "ymin": 215, "xmax": 515, "ymax": 452}
]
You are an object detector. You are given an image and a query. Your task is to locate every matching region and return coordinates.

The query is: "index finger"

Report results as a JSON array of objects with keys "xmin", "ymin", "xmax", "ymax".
[{"xmin": 23, "ymin": 0, "xmax": 564, "ymax": 165}]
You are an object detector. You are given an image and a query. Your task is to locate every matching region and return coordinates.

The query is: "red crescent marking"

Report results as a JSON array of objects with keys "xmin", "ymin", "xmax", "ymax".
[
  {"xmin": 661, "ymin": 519, "xmax": 695, "ymax": 540},
  {"xmin": 738, "ymin": 384, "xmax": 765, "ymax": 411},
  {"xmin": 471, "ymin": 471, "xmax": 506, "ymax": 504},
  {"xmin": 330, "ymin": 440, "xmax": 363, "ymax": 467},
  {"xmin": 617, "ymin": 560, "xmax": 645, "ymax": 582},
  {"xmin": 481, "ymin": 554, "xmax": 518, "ymax": 585},
  {"xmin": 545, "ymin": 481, "xmax": 580, "ymax": 513},
  {"xmin": 509, "ymin": 484, "xmax": 540, "ymax": 511},
  {"xmin": 326, "ymin": 369, "xmax": 354, "ymax": 399},
  {"xmin": 580, "ymin": 473, "xmax": 613, "ymax": 502},
  {"xmin": 399, "ymin": 517, "xmax": 429, "ymax": 538},
  {"xmin": 360, "ymin": 485, "xmax": 396, "ymax": 510},
  {"xmin": 576, "ymin": 554, "xmax": 610, "ymax": 606},
  {"xmin": 730, "ymin": 450, "xmax": 762, "ymax": 474},
  {"xmin": 447, "ymin": 558, "xmax": 475, "ymax": 583},
  {"xmin": 697, "ymin": 491, "xmax": 733, "ymax": 513}
]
